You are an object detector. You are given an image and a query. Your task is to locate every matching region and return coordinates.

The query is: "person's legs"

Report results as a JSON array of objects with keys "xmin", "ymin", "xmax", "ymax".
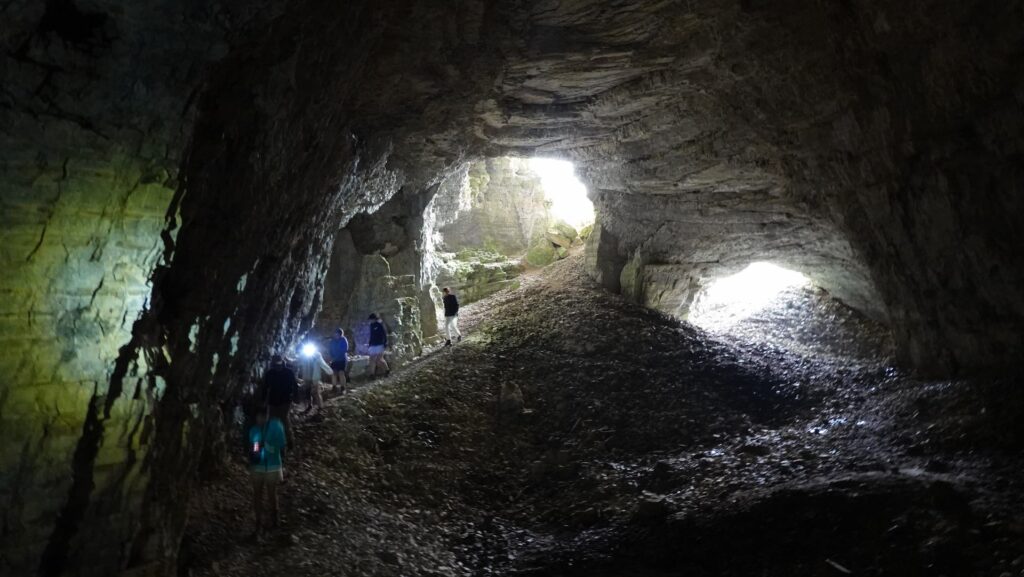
[
  {"xmin": 267, "ymin": 470, "xmax": 282, "ymax": 526},
  {"xmin": 452, "ymin": 315, "xmax": 462, "ymax": 339},
  {"xmin": 311, "ymin": 380, "xmax": 323, "ymax": 408},
  {"xmin": 333, "ymin": 361, "xmax": 347, "ymax": 389},
  {"xmin": 251, "ymin": 474, "xmax": 265, "ymax": 531},
  {"xmin": 444, "ymin": 316, "xmax": 454, "ymax": 344},
  {"xmin": 367, "ymin": 353, "xmax": 379, "ymax": 377}
]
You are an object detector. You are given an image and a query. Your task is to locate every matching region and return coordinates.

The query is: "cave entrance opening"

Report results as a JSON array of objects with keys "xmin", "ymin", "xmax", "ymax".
[
  {"xmin": 689, "ymin": 262, "xmax": 810, "ymax": 331},
  {"xmin": 528, "ymin": 157, "xmax": 595, "ymax": 230},
  {"xmin": 687, "ymin": 262, "xmax": 894, "ymax": 362}
]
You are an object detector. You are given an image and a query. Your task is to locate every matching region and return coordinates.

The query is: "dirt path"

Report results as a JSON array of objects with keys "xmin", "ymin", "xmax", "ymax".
[
  {"xmin": 183, "ymin": 255, "xmax": 1024, "ymax": 577},
  {"xmin": 455, "ymin": 248, "xmax": 563, "ymax": 336}
]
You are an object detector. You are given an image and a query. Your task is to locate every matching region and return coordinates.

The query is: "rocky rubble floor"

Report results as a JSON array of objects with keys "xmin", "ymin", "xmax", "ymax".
[{"xmin": 182, "ymin": 256, "xmax": 1024, "ymax": 577}]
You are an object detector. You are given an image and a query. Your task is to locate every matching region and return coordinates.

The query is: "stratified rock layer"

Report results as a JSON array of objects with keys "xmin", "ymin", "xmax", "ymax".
[
  {"xmin": 317, "ymin": 190, "xmax": 439, "ymax": 366},
  {"xmin": 439, "ymin": 157, "xmax": 550, "ymax": 257},
  {"xmin": 0, "ymin": 0, "xmax": 1021, "ymax": 575}
]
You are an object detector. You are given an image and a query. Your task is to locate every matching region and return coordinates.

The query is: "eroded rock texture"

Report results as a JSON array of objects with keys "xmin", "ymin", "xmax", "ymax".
[
  {"xmin": 317, "ymin": 189, "xmax": 439, "ymax": 365},
  {"xmin": 1, "ymin": 0, "xmax": 1021, "ymax": 575},
  {"xmin": 438, "ymin": 157, "xmax": 549, "ymax": 257}
]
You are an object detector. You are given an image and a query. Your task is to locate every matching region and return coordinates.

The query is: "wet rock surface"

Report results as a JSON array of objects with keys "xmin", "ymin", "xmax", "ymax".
[{"xmin": 183, "ymin": 256, "xmax": 1024, "ymax": 577}]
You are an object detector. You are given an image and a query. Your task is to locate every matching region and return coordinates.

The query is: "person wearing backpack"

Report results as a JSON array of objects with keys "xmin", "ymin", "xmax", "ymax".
[
  {"xmin": 366, "ymin": 313, "xmax": 390, "ymax": 378},
  {"xmin": 261, "ymin": 354, "xmax": 298, "ymax": 450},
  {"xmin": 248, "ymin": 407, "xmax": 286, "ymax": 534}
]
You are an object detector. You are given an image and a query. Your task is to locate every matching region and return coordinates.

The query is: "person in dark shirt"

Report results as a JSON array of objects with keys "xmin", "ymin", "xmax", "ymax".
[
  {"xmin": 366, "ymin": 313, "xmax": 390, "ymax": 378},
  {"xmin": 441, "ymin": 287, "xmax": 462, "ymax": 346},
  {"xmin": 261, "ymin": 354, "xmax": 298, "ymax": 450},
  {"xmin": 327, "ymin": 328, "xmax": 350, "ymax": 389}
]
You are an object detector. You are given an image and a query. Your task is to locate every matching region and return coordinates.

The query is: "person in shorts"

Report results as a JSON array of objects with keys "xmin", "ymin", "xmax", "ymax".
[
  {"xmin": 299, "ymin": 343, "xmax": 332, "ymax": 411},
  {"xmin": 328, "ymin": 328, "xmax": 350, "ymax": 388},
  {"xmin": 249, "ymin": 408, "xmax": 286, "ymax": 534},
  {"xmin": 366, "ymin": 313, "xmax": 390, "ymax": 378}
]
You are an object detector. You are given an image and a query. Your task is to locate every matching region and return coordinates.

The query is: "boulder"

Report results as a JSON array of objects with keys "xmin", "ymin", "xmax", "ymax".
[
  {"xmin": 550, "ymin": 220, "xmax": 579, "ymax": 242},
  {"xmin": 546, "ymin": 231, "xmax": 573, "ymax": 248},
  {"xmin": 526, "ymin": 241, "xmax": 557, "ymax": 267}
]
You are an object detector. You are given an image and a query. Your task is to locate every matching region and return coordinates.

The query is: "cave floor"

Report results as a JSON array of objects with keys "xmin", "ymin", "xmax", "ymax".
[{"xmin": 182, "ymin": 256, "xmax": 1024, "ymax": 577}]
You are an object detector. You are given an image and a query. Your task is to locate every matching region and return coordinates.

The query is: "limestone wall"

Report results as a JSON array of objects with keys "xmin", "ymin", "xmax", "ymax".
[
  {"xmin": 439, "ymin": 158, "xmax": 549, "ymax": 257},
  {"xmin": 0, "ymin": 1, "xmax": 235, "ymax": 572},
  {"xmin": 317, "ymin": 189, "xmax": 441, "ymax": 366},
  {"xmin": 1, "ymin": 0, "xmax": 495, "ymax": 573},
  {"xmin": 317, "ymin": 157, "xmax": 549, "ymax": 350}
]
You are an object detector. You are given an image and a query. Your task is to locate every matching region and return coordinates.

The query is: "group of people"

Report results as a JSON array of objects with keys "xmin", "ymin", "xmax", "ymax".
[
  {"xmin": 245, "ymin": 301, "xmax": 443, "ymax": 534},
  {"xmin": 246, "ymin": 290, "xmax": 463, "ymax": 535}
]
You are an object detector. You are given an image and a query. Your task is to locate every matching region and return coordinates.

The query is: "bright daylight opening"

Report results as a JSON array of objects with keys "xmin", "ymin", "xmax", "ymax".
[
  {"xmin": 529, "ymin": 158, "xmax": 595, "ymax": 230},
  {"xmin": 689, "ymin": 262, "xmax": 810, "ymax": 330}
]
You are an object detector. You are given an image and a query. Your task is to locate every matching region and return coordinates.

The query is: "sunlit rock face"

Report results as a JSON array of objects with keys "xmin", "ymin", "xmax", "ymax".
[
  {"xmin": 1, "ymin": 0, "xmax": 1021, "ymax": 574},
  {"xmin": 317, "ymin": 157, "xmax": 546, "ymax": 348},
  {"xmin": 439, "ymin": 158, "xmax": 549, "ymax": 257}
]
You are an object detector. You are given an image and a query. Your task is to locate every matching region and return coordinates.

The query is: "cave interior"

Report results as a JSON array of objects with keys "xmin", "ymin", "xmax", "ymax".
[{"xmin": 1, "ymin": 0, "xmax": 1023, "ymax": 575}]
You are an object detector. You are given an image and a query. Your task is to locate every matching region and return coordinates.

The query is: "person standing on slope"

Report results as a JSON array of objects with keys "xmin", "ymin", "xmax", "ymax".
[
  {"xmin": 441, "ymin": 287, "xmax": 462, "ymax": 346},
  {"xmin": 327, "ymin": 328, "xmax": 350, "ymax": 389},
  {"xmin": 366, "ymin": 313, "xmax": 390, "ymax": 378},
  {"xmin": 299, "ymin": 342, "xmax": 332, "ymax": 411}
]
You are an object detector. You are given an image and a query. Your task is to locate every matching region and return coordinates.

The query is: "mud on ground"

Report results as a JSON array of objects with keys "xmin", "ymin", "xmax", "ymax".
[{"xmin": 182, "ymin": 256, "xmax": 1024, "ymax": 577}]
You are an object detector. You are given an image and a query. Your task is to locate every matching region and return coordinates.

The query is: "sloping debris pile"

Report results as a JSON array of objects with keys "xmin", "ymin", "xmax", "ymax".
[{"xmin": 183, "ymin": 256, "xmax": 1024, "ymax": 577}]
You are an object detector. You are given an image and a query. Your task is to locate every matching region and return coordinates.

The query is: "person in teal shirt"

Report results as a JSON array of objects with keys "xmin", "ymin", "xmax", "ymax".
[{"xmin": 248, "ymin": 409, "xmax": 287, "ymax": 533}]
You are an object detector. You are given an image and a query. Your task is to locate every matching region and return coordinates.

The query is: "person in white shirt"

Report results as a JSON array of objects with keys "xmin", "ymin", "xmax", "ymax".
[{"xmin": 299, "ymin": 342, "xmax": 332, "ymax": 411}]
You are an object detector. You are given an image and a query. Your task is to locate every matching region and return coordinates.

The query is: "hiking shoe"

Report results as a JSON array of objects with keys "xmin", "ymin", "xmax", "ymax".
[
  {"xmin": 444, "ymin": 339, "xmax": 452, "ymax": 347},
  {"xmin": 457, "ymin": 336, "xmax": 462, "ymax": 343}
]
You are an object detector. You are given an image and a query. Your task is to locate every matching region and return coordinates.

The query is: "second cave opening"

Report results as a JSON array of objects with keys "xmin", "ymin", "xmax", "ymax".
[{"xmin": 689, "ymin": 262, "xmax": 810, "ymax": 331}]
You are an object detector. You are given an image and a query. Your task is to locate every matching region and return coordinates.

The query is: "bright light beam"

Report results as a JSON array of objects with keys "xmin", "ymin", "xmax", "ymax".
[
  {"xmin": 528, "ymin": 158, "xmax": 595, "ymax": 230},
  {"xmin": 689, "ymin": 262, "xmax": 809, "ymax": 329}
]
